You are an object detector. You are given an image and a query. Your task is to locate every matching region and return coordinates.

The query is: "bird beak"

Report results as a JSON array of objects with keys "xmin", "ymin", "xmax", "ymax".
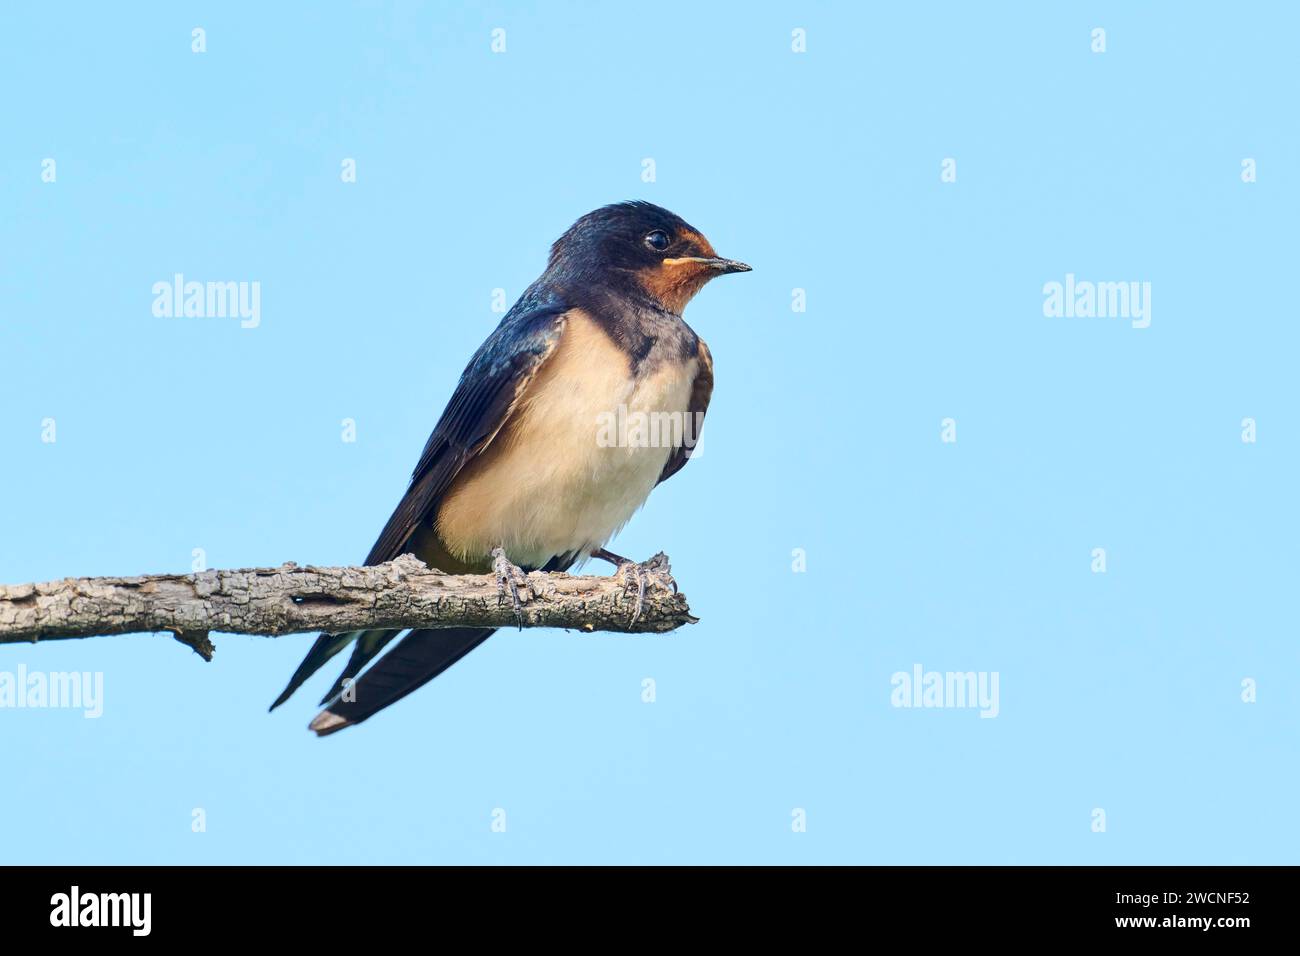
[{"xmin": 663, "ymin": 256, "xmax": 752, "ymax": 274}]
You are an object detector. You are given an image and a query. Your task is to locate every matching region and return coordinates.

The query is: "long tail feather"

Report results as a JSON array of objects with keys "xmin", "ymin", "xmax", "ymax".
[
  {"xmin": 309, "ymin": 627, "xmax": 494, "ymax": 735},
  {"xmin": 317, "ymin": 629, "xmax": 401, "ymax": 705},
  {"xmin": 269, "ymin": 629, "xmax": 382, "ymax": 711}
]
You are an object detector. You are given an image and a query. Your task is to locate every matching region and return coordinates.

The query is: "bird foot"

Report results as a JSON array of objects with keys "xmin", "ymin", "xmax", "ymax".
[
  {"xmin": 613, "ymin": 551, "xmax": 677, "ymax": 625},
  {"xmin": 491, "ymin": 547, "xmax": 530, "ymax": 627}
]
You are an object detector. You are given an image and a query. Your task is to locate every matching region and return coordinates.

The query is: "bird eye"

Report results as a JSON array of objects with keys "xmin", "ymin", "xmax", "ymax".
[{"xmin": 644, "ymin": 230, "xmax": 670, "ymax": 252}]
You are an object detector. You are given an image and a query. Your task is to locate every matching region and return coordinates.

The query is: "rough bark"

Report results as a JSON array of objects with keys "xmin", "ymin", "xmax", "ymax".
[{"xmin": 0, "ymin": 554, "xmax": 695, "ymax": 661}]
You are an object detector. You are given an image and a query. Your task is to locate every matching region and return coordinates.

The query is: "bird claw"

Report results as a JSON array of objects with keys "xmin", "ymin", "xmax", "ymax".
[
  {"xmin": 614, "ymin": 552, "xmax": 676, "ymax": 625},
  {"xmin": 491, "ymin": 547, "xmax": 530, "ymax": 628}
]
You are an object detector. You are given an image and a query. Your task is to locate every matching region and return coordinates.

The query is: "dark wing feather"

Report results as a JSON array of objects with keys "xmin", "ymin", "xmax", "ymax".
[
  {"xmin": 309, "ymin": 627, "xmax": 495, "ymax": 736},
  {"xmin": 658, "ymin": 337, "xmax": 713, "ymax": 485},
  {"xmin": 364, "ymin": 289, "xmax": 570, "ymax": 565}
]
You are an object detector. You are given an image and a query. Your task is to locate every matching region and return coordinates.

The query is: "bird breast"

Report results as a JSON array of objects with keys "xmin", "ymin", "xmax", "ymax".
[{"xmin": 435, "ymin": 310, "xmax": 700, "ymax": 569}]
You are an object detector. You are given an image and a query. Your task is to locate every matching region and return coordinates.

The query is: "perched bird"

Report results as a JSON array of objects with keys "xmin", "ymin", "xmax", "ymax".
[{"xmin": 270, "ymin": 201, "xmax": 749, "ymax": 734}]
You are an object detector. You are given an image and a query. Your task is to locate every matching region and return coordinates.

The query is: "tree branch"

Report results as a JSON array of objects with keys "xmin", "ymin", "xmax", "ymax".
[{"xmin": 0, "ymin": 554, "xmax": 696, "ymax": 661}]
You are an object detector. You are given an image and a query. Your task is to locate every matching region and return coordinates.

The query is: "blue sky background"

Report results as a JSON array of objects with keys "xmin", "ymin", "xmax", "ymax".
[{"xmin": 2, "ymin": 2, "xmax": 1296, "ymax": 864}]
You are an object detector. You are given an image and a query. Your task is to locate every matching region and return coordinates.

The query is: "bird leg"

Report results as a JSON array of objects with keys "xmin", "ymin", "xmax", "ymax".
[
  {"xmin": 593, "ymin": 548, "xmax": 677, "ymax": 625},
  {"xmin": 491, "ymin": 547, "xmax": 530, "ymax": 627}
]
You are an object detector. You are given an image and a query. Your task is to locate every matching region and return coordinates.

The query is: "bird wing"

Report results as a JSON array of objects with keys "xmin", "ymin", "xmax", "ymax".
[
  {"xmin": 269, "ymin": 289, "xmax": 570, "ymax": 712},
  {"xmin": 364, "ymin": 291, "xmax": 571, "ymax": 566},
  {"xmin": 657, "ymin": 337, "xmax": 713, "ymax": 484}
]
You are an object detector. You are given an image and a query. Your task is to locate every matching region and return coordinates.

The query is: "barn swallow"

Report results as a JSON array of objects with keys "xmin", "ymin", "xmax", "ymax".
[{"xmin": 270, "ymin": 201, "xmax": 749, "ymax": 734}]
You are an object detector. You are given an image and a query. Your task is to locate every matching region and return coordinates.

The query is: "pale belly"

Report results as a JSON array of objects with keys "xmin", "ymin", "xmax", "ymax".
[{"xmin": 435, "ymin": 313, "xmax": 700, "ymax": 569}]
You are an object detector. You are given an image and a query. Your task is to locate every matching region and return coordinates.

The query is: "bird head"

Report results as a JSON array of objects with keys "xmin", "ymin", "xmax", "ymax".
[{"xmin": 547, "ymin": 201, "xmax": 750, "ymax": 314}]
